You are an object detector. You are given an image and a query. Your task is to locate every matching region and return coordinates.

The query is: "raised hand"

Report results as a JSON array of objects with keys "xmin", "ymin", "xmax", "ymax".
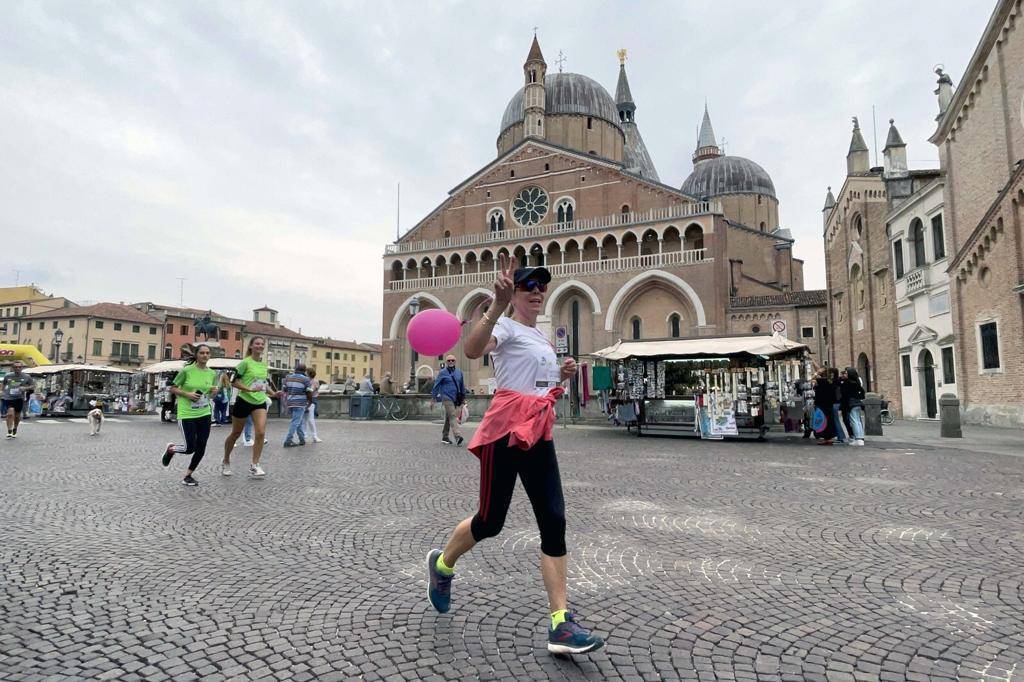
[{"xmin": 494, "ymin": 252, "xmax": 516, "ymax": 308}]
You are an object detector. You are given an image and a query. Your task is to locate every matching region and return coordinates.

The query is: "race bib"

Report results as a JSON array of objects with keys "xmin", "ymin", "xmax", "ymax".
[
  {"xmin": 8, "ymin": 387, "xmax": 22, "ymax": 397},
  {"xmin": 190, "ymin": 395, "xmax": 210, "ymax": 409},
  {"xmin": 250, "ymin": 380, "xmax": 267, "ymax": 392},
  {"xmin": 534, "ymin": 356, "xmax": 561, "ymax": 389}
]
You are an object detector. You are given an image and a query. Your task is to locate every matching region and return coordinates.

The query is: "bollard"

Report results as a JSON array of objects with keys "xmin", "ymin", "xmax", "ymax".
[
  {"xmin": 939, "ymin": 393, "xmax": 963, "ymax": 438},
  {"xmin": 863, "ymin": 393, "xmax": 883, "ymax": 436}
]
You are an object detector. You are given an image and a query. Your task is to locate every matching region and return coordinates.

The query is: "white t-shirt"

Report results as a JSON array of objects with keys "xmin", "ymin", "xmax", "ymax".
[{"xmin": 490, "ymin": 317, "xmax": 561, "ymax": 396}]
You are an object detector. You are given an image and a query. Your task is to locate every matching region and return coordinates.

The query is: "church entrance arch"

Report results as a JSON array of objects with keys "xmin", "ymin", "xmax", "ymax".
[{"xmin": 918, "ymin": 349, "xmax": 937, "ymax": 419}]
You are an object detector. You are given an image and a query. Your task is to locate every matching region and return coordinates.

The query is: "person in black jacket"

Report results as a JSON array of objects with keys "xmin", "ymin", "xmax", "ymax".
[
  {"xmin": 812, "ymin": 369, "xmax": 837, "ymax": 444},
  {"xmin": 840, "ymin": 367, "xmax": 866, "ymax": 446}
]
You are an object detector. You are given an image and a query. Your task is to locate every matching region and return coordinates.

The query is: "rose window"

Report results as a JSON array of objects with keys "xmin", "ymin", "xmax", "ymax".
[{"xmin": 511, "ymin": 186, "xmax": 549, "ymax": 226}]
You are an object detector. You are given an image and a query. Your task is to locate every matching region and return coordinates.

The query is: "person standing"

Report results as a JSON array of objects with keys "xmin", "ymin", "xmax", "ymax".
[
  {"xmin": 380, "ymin": 371, "xmax": 395, "ymax": 395},
  {"xmin": 827, "ymin": 368, "xmax": 848, "ymax": 444},
  {"xmin": 425, "ymin": 255, "xmax": 604, "ymax": 655},
  {"xmin": 161, "ymin": 344, "xmax": 218, "ymax": 486},
  {"xmin": 304, "ymin": 367, "xmax": 322, "ymax": 443},
  {"xmin": 813, "ymin": 368, "xmax": 838, "ymax": 445},
  {"xmin": 212, "ymin": 372, "xmax": 231, "ymax": 426},
  {"xmin": 222, "ymin": 337, "xmax": 279, "ymax": 477},
  {"xmin": 3, "ymin": 361, "xmax": 35, "ymax": 439},
  {"xmin": 282, "ymin": 364, "xmax": 312, "ymax": 447},
  {"xmin": 840, "ymin": 367, "xmax": 866, "ymax": 446},
  {"xmin": 432, "ymin": 355, "xmax": 466, "ymax": 446}
]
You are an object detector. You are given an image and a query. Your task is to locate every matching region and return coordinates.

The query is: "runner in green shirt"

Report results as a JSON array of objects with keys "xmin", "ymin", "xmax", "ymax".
[
  {"xmin": 160, "ymin": 344, "xmax": 218, "ymax": 486},
  {"xmin": 222, "ymin": 336, "xmax": 281, "ymax": 478}
]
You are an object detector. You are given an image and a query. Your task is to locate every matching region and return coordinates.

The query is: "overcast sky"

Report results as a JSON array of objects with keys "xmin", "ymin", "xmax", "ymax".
[{"xmin": 0, "ymin": 1, "xmax": 991, "ymax": 341}]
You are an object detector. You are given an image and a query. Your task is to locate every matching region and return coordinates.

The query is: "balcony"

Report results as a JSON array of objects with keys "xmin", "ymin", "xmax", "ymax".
[
  {"xmin": 384, "ymin": 202, "xmax": 721, "ymax": 255},
  {"xmin": 109, "ymin": 354, "xmax": 144, "ymax": 366},
  {"xmin": 904, "ymin": 268, "xmax": 930, "ymax": 297},
  {"xmin": 387, "ymin": 248, "xmax": 710, "ymax": 292}
]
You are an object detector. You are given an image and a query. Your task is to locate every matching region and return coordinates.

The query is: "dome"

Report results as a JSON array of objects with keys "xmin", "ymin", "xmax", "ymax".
[
  {"xmin": 499, "ymin": 73, "xmax": 622, "ymax": 136},
  {"xmin": 680, "ymin": 155, "xmax": 776, "ymax": 200}
]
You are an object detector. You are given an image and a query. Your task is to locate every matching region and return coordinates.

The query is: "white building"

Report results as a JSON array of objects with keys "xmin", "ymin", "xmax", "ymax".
[{"xmin": 883, "ymin": 120, "xmax": 956, "ymax": 419}]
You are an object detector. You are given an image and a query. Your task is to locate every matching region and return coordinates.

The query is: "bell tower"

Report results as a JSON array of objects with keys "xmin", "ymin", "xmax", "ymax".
[{"xmin": 523, "ymin": 34, "xmax": 547, "ymax": 139}]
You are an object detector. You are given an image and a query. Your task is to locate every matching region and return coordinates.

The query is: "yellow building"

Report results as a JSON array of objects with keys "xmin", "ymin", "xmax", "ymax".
[
  {"xmin": 0, "ymin": 286, "xmax": 75, "ymax": 345},
  {"xmin": 311, "ymin": 339, "xmax": 381, "ymax": 384},
  {"xmin": 20, "ymin": 302, "xmax": 164, "ymax": 367}
]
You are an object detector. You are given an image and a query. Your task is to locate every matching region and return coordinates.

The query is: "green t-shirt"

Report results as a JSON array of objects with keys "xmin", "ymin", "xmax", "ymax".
[
  {"xmin": 235, "ymin": 356, "xmax": 270, "ymax": 405},
  {"xmin": 172, "ymin": 364, "xmax": 217, "ymax": 419}
]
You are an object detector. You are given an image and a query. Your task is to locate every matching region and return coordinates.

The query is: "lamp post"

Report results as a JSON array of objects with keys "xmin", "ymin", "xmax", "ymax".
[
  {"xmin": 52, "ymin": 328, "xmax": 64, "ymax": 363},
  {"xmin": 408, "ymin": 296, "xmax": 420, "ymax": 393}
]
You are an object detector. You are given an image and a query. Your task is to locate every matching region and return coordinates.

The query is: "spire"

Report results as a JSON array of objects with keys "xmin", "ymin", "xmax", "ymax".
[
  {"xmin": 692, "ymin": 103, "xmax": 722, "ymax": 165},
  {"xmin": 615, "ymin": 50, "xmax": 636, "ymax": 122},
  {"xmin": 883, "ymin": 118, "xmax": 905, "ymax": 149},
  {"xmin": 823, "ymin": 186, "xmax": 836, "ymax": 211},
  {"xmin": 527, "ymin": 34, "xmax": 545, "ymax": 64},
  {"xmin": 846, "ymin": 116, "xmax": 870, "ymax": 174},
  {"xmin": 848, "ymin": 116, "xmax": 869, "ymax": 154}
]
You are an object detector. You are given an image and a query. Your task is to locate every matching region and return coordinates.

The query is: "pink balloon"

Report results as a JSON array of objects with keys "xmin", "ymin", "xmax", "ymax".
[{"xmin": 407, "ymin": 309, "xmax": 462, "ymax": 357}]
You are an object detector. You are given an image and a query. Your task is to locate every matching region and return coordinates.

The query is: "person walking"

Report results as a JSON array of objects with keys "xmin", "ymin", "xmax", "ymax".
[
  {"xmin": 161, "ymin": 344, "xmax": 218, "ymax": 486},
  {"xmin": 304, "ymin": 367, "xmax": 322, "ymax": 443},
  {"xmin": 222, "ymin": 337, "xmax": 279, "ymax": 477},
  {"xmin": 212, "ymin": 372, "xmax": 231, "ymax": 426},
  {"xmin": 3, "ymin": 361, "xmax": 35, "ymax": 439},
  {"xmin": 425, "ymin": 254, "xmax": 604, "ymax": 655},
  {"xmin": 813, "ymin": 368, "xmax": 838, "ymax": 445},
  {"xmin": 432, "ymin": 355, "xmax": 466, "ymax": 446},
  {"xmin": 840, "ymin": 367, "xmax": 867, "ymax": 446},
  {"xmin": 282, "ymin": 364, "xmax": 312, "ymax": 447}
]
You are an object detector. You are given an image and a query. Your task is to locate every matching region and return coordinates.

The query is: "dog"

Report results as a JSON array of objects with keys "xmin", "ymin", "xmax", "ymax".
[{"xmin": 87, "ymin": 401, "xmax": 104, "ymax": 436}]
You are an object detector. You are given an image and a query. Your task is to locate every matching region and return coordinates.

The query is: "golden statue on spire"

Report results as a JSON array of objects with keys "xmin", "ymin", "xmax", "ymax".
[{"xmin": 617, "ymin": 48, "xmax": 627, "ymax": 65}]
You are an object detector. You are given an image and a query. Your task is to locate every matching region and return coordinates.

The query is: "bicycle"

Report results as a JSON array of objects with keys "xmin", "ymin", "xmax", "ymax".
[
  {"xmin": 879, "ymin": 398, "xmax": 894, "ymax": 425},
  {"xmin": 374, "ymin": 395, "xmax": 407, "ymax": 421}
]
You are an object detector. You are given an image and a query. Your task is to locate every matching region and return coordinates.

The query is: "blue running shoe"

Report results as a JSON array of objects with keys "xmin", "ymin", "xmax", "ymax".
[
  {"xmin": 426, "ymin": 549, "xmax": 452, "ymax": 613},
  {"xmin": 547, "ymin": 612, "xmax": 604, "ymax": 654}
]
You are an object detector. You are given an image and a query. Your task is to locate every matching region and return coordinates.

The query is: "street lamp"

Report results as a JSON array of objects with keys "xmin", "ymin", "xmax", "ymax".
[
  {"xmin": 52, "ymin": 328, "xmax": 64, "ymax": 363},
  {"xmin": 408, "ymin": 296, "xmax": 420, "ymax": 392}
]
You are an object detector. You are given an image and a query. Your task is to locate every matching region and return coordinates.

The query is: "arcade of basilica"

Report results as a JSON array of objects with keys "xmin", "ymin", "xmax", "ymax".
[{"xmin": 381, "ymin": 36, "xmax": 827, "ymax": 390}]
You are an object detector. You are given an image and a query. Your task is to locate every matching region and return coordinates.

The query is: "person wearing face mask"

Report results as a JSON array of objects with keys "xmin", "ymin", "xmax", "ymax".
[{"xmin": 424, "ymin": 254, "xmax": 604, "ymax": 656}]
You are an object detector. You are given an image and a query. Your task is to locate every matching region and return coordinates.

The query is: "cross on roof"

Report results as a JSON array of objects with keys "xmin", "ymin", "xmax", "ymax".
[{"xmin": 555, "ymin": 50, "xmax": 567, "ymax": 72}]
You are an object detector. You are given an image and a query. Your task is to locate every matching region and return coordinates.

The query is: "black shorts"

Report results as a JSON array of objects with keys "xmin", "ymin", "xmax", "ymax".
[
  {"xmin": 231, "ymin": 399, "xmax": 267, "ymax": 419},
  {"xmin": 4, "ymin": 399, "xmax": 25, "ymax": 414}
]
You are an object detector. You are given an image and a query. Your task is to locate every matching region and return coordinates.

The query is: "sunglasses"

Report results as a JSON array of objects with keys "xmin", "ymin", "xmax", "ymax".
[{"xmin": 515, "ymin": 279, "xmax": 548, "ymax": 293}]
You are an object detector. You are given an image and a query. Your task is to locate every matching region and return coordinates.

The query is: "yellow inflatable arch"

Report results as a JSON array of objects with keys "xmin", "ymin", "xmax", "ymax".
[{"xmin": 0, "ymin": 344, "xmax": 52, "ymax": 366}]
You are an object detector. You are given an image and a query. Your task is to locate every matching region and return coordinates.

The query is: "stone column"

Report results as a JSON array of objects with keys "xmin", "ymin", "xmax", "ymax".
[
  {"xmin": 939, "ymin": 393, "xmax": 962, "ymax": 438},
  {"xmin": 863, "ymin": 392, "xmax": 883, "ymax": 436}
]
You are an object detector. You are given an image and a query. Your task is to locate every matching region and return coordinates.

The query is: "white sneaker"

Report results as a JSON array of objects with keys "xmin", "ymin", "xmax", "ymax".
[
  {"xmin": 250, "ymin": 464, "xmax": 266, "ymax": 477},
  {"xmin": 855, "ymin": 439, "xmax": 865, "ymax": 446},
  {"xmin": 313, "ymin": 437, "xmax": 323, "ymax": 443},
  {"xmin": 243, "ymin": 440, "xmax": 254, "ymax": 447},
  {"xmin": 221, "ymin": 463, "xmax": 232, "ymax": 476}
]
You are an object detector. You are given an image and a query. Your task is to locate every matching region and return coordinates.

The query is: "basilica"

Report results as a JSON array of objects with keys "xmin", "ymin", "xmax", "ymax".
[{"xmin": 381, "ymin": 36, "xmax": 827, "ymax": 390}]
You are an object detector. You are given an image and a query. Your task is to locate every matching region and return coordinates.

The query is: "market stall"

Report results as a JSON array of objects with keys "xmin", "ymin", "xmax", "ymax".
[
  {"xmin": 593, "ymin": 334, "xmax": 811, "ymax": 440},
  {"xmin": 23, "ymin": 364, "xmax": 132, "ymax": 417}
]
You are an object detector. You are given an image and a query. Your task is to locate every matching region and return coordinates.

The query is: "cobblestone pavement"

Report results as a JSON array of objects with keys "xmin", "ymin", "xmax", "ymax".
[{"xmin": 2, "ymin": 417, "xmax": 1023, "ymax": 681}]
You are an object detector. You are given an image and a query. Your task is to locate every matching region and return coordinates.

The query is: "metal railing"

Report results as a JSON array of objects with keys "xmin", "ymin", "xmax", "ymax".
[
  {"xmin": 387, "ymin": 248, "xmax": 710, "ymax": 292},
  {"xmin": 384, "ymin": 201, "xmax": 720, "ymax": 255}
]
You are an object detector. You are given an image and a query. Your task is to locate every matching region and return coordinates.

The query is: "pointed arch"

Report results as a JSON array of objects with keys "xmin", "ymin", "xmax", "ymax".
[
  {"xmin": 456, "ymin": 288, "xmax": 495, "ymax": 321},
  {"xmin": 544, "ymin": 280, "xmax": 602, "ymax": 318},
  {"xmin": 387, "ymin": 292, "xmax": 447, "ymax": 340},
  {"xmin": 605, "ymin": 270, "xmax": 707, "ymax": 331}
]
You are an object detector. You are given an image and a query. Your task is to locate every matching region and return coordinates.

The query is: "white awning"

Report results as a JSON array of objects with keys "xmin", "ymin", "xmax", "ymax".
[
  {"xmin": 140, "ymin": 358, "xmax": 241, "ymax": 374},
  {"xmin": 592, "ymin": 334, "xmax": 809, "ymax": 361},
  {"xmin": 23, "ymin": 364, "xmax": 132, "ymax": 375}
]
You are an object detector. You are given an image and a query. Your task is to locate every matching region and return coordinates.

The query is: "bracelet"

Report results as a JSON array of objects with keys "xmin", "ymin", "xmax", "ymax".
[{"xmin": 482, "ymin": 311, "xmax": 498, "ymax": 324}]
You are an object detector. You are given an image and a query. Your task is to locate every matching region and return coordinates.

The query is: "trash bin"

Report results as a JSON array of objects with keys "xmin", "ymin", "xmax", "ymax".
[{"xmin": 349, "ymin": 394, "xmax": 373, "ymax": 420}]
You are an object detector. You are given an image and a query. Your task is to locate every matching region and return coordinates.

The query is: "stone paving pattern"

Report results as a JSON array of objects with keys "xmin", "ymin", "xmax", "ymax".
[{"xmin": 1, "ymin": 417, "xmax": 1023, "ymax": 681}]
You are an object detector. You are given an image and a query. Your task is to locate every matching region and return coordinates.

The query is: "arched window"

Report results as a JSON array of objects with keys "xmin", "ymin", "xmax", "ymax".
[
  {"xmin": 850, "ymin": 263, "xmax": 865, "ymax": 310},
  {"xmin": 530, "ymin": 69, "xmax": 536, "ymax": 83},
  {"xmin": 488, "ymin": 209, "xmax": 505, "ymax": 233},
  {"xmin": 669, "ymin": 314, "xmax": 681, "ymax": 338},
  {"xmin": 683, "ymin": 224, "xmax": 704, "ymax": 251},
  {"xmin": 631, "ymin": 317, "xmax": 642, "ymax": 340},
  {"xmin": 759, "ymin": 221, "xmax": 766, "ymax": 232},
  {"xmin": 587, "ymin": 117, "xmax": 593, "ymax": 130},
  {"xmin": 854, "ymin": 215, "xmax": 864, "ymax": 239},
  {"xmin": 909, "ymin": 218, "xmax": 927, "ymax": 267}
]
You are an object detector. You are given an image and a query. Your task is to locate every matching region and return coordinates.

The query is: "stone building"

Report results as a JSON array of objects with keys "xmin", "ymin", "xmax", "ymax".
[
  {"xmin": 929, "ymin": 0, "xmax": 1024, "ymax": 427},
  {"xmin": 822, "ymin": 119, "xmax": 902, "ymax": 413},
  {"xmin": 311, "ymin": 338, "xmax": 381, "ymax": 384},
  {"xmin": 132, "ymin": 303, "xmax": 246, "ymax": 360},
  {"xmin": 242, "ymin": 306, "xmax": 313, "ymax": 371},
  {"xmin": 20, "ymin": 302, "xmax": 164, "ymax": 368},
  {"xmin": 881, "ymin": 120, "xmax": 953, "ymax": 420},
  {"xmin": 381, "ymin": 37, "xmax": 826, "ymax": 391},
  {"xmin": 0, "ymin": 286, "xmax": 75, "ymax": 350}
]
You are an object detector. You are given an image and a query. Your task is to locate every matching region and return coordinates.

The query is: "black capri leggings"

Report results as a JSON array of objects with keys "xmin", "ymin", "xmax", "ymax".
[
  {"xmin": 470, "ymin": 434, "xmax": 567, "ymax": 557},
  {"xmin": 171, "ymin": 416, "xmax": 212, "ymax": 472}
]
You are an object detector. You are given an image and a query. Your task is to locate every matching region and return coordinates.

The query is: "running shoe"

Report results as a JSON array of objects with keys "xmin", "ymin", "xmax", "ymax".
[
  {"xmin": 441, "ymin": 437, "xmax": 453, "ymax": 445},
  {"xmin": 455, "ymin": 435, "xmax": 465, "ymax": 446},
  {"xmin": 283, "ymin": 441, "xmax": 298, "ymax": 448},
  {"xmin": 547, "ymin": 612, "xmax": 605, "ymax": 655},
  {"xmin": 243, "ymin": 440, "xmax": 254, "ymax": 447},
  {"xmin": 250, "ymin": 464, "xmax": 266, "ymax": 477},
  {"xmin": 298, "ymin": 439, "xmax": 306, "ymax": 446},
  {"xmin": 162, "ymin": 443, "xmax": 175, "ymax": 467},
  {"xmin": 221, "ymin": 463, "xmax": 232, "ymax": 476},
  {"xmin": 5, "ymin": 432, "xmax": 11, "ymax": 439},
  {"xmin": 426, "ymin": 549, "xmax": 452, "ymax": 613},
  {"xmin": 10, "ymin": 430, "xmax": 17, "ymax": 438},
  {"xmin": 313, "ymin": 437, "xmax": 323, "ymax": 443},
  {"xmin": 182, "ymin": 475, "xmax": 198, "ymax": 487}
]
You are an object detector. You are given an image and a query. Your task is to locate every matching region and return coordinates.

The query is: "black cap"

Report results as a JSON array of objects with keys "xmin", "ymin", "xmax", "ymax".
[{"xmin": 513, "ymin": 266, "xmax": 552, "ymax": 285}]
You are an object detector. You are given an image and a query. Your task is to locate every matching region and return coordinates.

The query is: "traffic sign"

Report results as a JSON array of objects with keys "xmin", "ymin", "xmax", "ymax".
[
  {"xmin": 771, "ymin": 319, "xmax": 787, "ymax": 337},
  {"xmin": 554, "ymin": 326, "xmax": 569, "ymax": 354}
]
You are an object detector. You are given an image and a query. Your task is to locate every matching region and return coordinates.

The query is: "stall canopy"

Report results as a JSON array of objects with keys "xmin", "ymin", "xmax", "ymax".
[
  {"xmin": 23, "ymin": 364, "xmax": 130, "ymax": 375},
  {"xmin": 141, "ymin": 358, "xmax": 241, "ymax": 374},
  {"xmin": 593, "ymin": 334, "xmax": 809, "ymax": 361}
]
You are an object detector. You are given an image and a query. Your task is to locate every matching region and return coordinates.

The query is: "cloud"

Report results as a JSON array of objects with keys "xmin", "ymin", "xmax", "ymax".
[{"xmin": 0, "ymin": 0, "xmax": 992, "ymax": 342}]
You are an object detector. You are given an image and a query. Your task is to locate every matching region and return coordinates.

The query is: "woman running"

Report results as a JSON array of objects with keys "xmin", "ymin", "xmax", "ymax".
[
  {"xmin": 161, "ymin": 343, "xmax": 218, "ymax": 486},
  {"xmin": 222, "ymin": 336, "xmax": 278, "ymax": 477},
  {"xmin": 425, "ymin": 254, "xmax": 604, "ymax": 655}
]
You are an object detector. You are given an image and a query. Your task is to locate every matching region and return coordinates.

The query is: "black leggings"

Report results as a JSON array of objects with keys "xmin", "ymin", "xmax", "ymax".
[
  {"xmin": 172, "ymin": 416, "xmax": 212, "ymax": 472},
  {"xmin": 470, "ymin": 434, "xmax": 567, "ymax": 557}
]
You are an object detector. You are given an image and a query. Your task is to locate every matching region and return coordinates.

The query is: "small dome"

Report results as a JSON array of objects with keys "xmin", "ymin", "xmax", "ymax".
[
  {"xmin": 500, "ymin": 73, "xmax": 621, "ymax": 136},
  {"xmin": 680, "ymin": 155, "xmax": 776, "ymax": 199}
]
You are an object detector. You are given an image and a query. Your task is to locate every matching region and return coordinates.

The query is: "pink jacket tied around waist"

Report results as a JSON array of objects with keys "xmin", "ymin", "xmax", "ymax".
[{"xmin": 468, "ymin": 387, "xmax": 565, "ymax": 457}]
